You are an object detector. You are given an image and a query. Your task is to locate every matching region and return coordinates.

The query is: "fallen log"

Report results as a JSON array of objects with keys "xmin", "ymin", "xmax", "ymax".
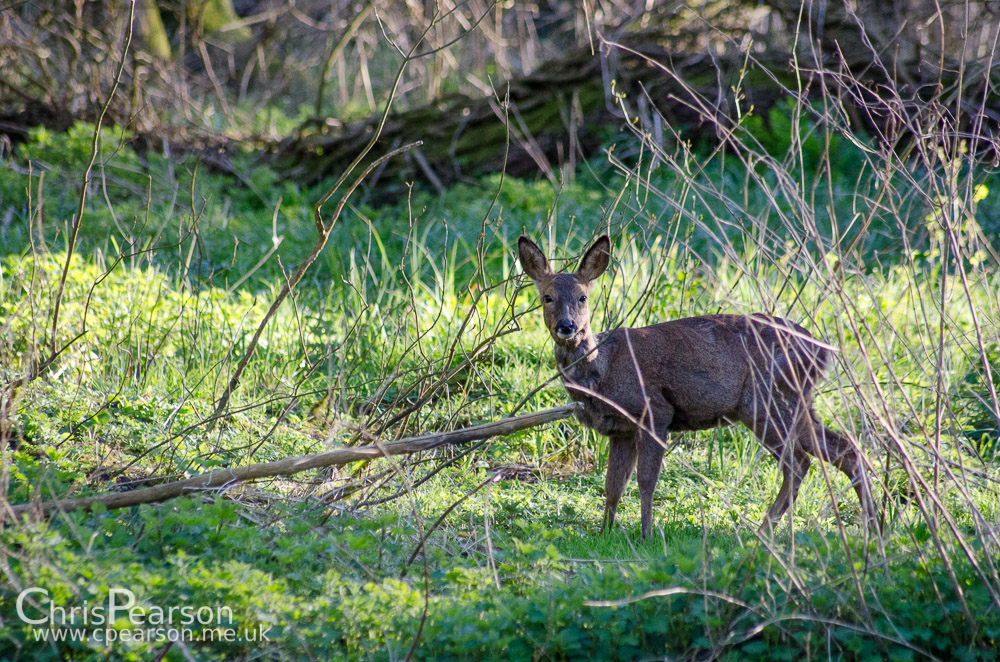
[
  {"xmin": 273, "ymin": 15, "xmax": 1000, "ymax": 193},
  {"xmin": 271, "ymin": 30, "xmax": 740, "ymax": 190},
  {"xmin": 3, "ymin": 403, "xmax": 580, "ymax": 521}
]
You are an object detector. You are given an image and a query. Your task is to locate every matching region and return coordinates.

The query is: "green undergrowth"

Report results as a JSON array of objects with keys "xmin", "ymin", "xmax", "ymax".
[
  {"xmin": 2, "ymin": 115, "xmax": 1000, "ymax": 660},
  {"xmin": 5, "ymin": 483, "xmax": 1000, "ymax": 661}
]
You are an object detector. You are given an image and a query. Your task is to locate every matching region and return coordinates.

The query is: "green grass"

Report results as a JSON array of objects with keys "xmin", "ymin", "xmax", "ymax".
[{"xmin": 2, "ymin": 112, "xmax": 1000, "ymax": 661}]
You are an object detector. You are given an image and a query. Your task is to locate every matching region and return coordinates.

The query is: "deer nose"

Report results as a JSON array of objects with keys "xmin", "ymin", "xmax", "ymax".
[{"xmin": 555, "ymin": 320, "xmax": 577, "ymax": 339}]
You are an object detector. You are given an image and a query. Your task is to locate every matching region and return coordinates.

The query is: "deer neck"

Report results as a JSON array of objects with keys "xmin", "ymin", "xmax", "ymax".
[{"xmin": 554, "ymin": 327, "xmax": 606, "ymax": 395}]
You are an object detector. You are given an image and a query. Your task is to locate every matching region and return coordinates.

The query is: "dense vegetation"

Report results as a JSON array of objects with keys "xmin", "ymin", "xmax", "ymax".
[
  {"xmin": 2, "ymin": 99, "xmax": 1000, "ymax": 660},
  {"xmin": 3, "ymin": 2, "xmax": 1000, "ymax": 660}
]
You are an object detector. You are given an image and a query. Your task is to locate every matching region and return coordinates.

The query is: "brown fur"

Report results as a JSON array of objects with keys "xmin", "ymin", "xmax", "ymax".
[{"xmin": 518, "ymin": 235, "xmax": 879, "ymax": 538}]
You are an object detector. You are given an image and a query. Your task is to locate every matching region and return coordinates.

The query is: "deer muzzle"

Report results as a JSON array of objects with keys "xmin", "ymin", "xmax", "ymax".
[{"xmin": 555, "ymin": 320, "xmax": 577, "ymax": 339}]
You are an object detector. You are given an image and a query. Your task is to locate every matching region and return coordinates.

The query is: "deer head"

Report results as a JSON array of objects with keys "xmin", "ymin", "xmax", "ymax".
[{"xmin": 518, "ymin": 235, "xmax": 610, "ymax": 348}]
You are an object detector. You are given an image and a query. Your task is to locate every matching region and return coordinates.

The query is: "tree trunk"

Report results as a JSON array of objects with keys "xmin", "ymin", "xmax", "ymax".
[{"xmin": 139, "ymin": 0, "xmax": 171, "ymax": 59}]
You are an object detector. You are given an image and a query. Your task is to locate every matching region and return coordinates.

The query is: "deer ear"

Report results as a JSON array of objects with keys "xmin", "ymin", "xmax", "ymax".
[
  {"xmin": 577, "ymin": 235, "xmax": 610, "ymax": 282},
  {"xmin": 518, "ymin": 236, "xmax": 551, "ymax": 281}
]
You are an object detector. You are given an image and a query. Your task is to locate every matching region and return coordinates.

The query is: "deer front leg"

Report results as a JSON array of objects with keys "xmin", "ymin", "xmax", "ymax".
[
  {"xmin": 603, "ymin": 433, "xmax": 637, "ymax": 533},
  {"xmin": 636, "ymin": 432, "xmax": 667, "ymax": 539},
  {"xmin": 636, "ymin": 403, "xmax": 673, "ymax": 539}
]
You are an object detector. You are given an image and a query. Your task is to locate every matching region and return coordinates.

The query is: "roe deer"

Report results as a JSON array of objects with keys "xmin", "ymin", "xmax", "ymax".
[{"xmin": 518, "ymin": 234, "xmax": 879, "ymax": 538}]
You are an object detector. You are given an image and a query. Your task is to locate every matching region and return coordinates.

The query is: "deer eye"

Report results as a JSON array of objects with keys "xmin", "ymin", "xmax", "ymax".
[
  {"xmin": 543, "ymin": 295, "xmax": 554, "ymax": 304},
  {"xmin": 578, "ymin": 295, "xmax": 587, "ymax": 303}
]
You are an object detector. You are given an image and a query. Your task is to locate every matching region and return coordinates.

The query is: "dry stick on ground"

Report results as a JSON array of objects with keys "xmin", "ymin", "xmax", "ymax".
[{"xmin": 3, "ymin": 403, "xmax": 580, "ymax": 521}]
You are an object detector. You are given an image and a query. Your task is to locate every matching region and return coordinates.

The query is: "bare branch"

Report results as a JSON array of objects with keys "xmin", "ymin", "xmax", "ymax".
[{"xmin": 4, "ymin": 403, "xmax": 580, "ymax": 521}]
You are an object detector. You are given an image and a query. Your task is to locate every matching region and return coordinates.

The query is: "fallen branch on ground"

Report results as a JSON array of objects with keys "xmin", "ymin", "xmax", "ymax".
[{"xmin": 2, "ymin": 403, "xmax": 580, "ymax": 521}]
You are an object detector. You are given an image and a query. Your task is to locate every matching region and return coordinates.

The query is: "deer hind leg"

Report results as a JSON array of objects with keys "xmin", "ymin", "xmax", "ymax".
[
  {"xmin": 746, "ymin": 404, "xmax": 812, "ymax": 530},
  {"xmin": 807, "ymin": 418, "xmax": 881, "ymax": 531},
  {"xmin": 763, "ymin": 450, "xmax": 811, "ymax": 528},
  {"xmin": 603, "ymin": 433, "xmax": 637, "ymax": 533}
]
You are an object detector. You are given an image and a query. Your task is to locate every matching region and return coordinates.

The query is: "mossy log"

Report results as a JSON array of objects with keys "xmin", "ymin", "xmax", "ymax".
[
  {"xmin": 271, "ymin": 33, "xmax": 782, "ymax": 192},
  {"xmin": 272, "ymin": 21, "xmax": 1000, "ymax": 194}
]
